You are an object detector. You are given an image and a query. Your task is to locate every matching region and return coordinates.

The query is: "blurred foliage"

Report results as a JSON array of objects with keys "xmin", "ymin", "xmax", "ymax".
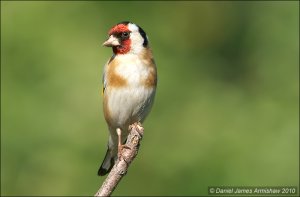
[{"xmin": 1, "ymin": 1, "xmax": 299, "ymax": 196}]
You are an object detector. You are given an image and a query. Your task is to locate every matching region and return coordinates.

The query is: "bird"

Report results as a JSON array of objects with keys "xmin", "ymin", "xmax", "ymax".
[{"xmin": 98, "ymin": 21, "xmax": 157, "ymax": 176}]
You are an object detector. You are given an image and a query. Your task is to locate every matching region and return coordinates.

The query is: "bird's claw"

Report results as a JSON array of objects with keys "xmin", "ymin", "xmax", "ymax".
[{"xmin": 118, "ymin": 144, "xmax": 131, "ymax": 161}]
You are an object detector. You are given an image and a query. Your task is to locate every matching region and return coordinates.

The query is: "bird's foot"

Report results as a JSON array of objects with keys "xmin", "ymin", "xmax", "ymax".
[{"xmin": 118, "ymin": 144, "xmax": 131, "ymax": 161}]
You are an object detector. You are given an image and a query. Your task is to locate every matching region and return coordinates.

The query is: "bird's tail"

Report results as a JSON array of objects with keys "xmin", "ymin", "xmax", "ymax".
[{"xmin": 98, "ymin": 148, "xmax": 115, "ymax": 176}]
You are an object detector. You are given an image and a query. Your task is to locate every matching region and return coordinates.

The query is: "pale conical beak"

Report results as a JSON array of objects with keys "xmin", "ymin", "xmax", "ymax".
[{"xmin": 102, "ymin": 35, "xmax": 120, "ymax": 47}]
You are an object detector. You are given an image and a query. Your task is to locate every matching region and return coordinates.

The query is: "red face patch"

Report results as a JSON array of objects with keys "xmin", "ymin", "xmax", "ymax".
[
  {"xmin": 113, "ymin": 39, "xmax": 131, "ymax": 54},
  {"xmin": 108, "ymin": 24, "xmax": 131, "ymax": 54},
  {"xmin": 108, "ymin": 24, "xmax": 129, "ymax": 35}
]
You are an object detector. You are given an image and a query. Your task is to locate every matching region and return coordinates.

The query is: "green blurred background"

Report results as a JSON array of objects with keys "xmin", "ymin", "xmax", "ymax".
[{"xmin": 1, "ymin": 1, "xmax": 299, "ymax": 196}]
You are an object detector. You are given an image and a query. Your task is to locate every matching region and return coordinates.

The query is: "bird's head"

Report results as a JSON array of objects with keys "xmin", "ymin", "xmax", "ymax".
[{"xmin": 103, "ymin": 21, "xmax": 148, "ymax": 55}]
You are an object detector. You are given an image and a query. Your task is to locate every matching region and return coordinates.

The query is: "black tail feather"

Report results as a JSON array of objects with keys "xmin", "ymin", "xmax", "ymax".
[{"xmin": 97, "ymin": 148, "xmax": 115, "ymax": 176}]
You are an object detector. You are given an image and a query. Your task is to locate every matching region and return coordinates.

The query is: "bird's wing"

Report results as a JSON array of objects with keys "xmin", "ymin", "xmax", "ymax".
[
  {"xmin": 102, "ymin": 73, "xmax": 106, "ymax": 95},
  {"xmin": 102, "ymin": 55, "xmax": 116, "ymax": 95}
]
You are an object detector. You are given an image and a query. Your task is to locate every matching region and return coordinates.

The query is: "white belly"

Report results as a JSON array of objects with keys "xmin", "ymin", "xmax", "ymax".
[
  {"xmin": 102, "ymin": 53, "xmax": 156, "ymax": 142},
  {"xmin": 106, "ymin": 86, "xmax": 155, "ymax": 129}
]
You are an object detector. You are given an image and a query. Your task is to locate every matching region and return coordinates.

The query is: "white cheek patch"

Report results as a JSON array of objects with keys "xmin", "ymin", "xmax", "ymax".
[
  {"xmin": 127, "ymin": 23, "xmax": 145, "ymax": 54},
  {"xmin": 130, "ymin": 32, "xmax": 144, "ymax": 54},
  {"xmin": 128, "ymin": 23, "xmax": 139, "ymax": 32}
]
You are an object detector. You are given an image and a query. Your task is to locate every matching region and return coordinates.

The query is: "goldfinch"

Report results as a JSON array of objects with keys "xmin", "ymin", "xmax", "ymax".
[{"xmin": 98, "ymin": 21, "xmax": 157, "ymax": 176}]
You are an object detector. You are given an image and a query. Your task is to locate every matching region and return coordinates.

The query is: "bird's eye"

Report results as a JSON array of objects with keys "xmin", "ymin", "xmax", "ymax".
[{"xmin": 121, "ymin": 32, "xmax": 129, "ymax": 38}]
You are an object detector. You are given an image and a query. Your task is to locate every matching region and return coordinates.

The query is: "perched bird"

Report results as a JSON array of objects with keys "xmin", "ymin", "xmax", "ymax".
[{"xmin": 98, "ymin": 21, "xmax": 157, "ymax": 176}]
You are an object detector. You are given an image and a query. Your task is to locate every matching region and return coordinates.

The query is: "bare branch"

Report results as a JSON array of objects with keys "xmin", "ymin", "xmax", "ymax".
[{"xmin": 94, "ymin": 124, "xmax": 144, "ymax": 197}]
